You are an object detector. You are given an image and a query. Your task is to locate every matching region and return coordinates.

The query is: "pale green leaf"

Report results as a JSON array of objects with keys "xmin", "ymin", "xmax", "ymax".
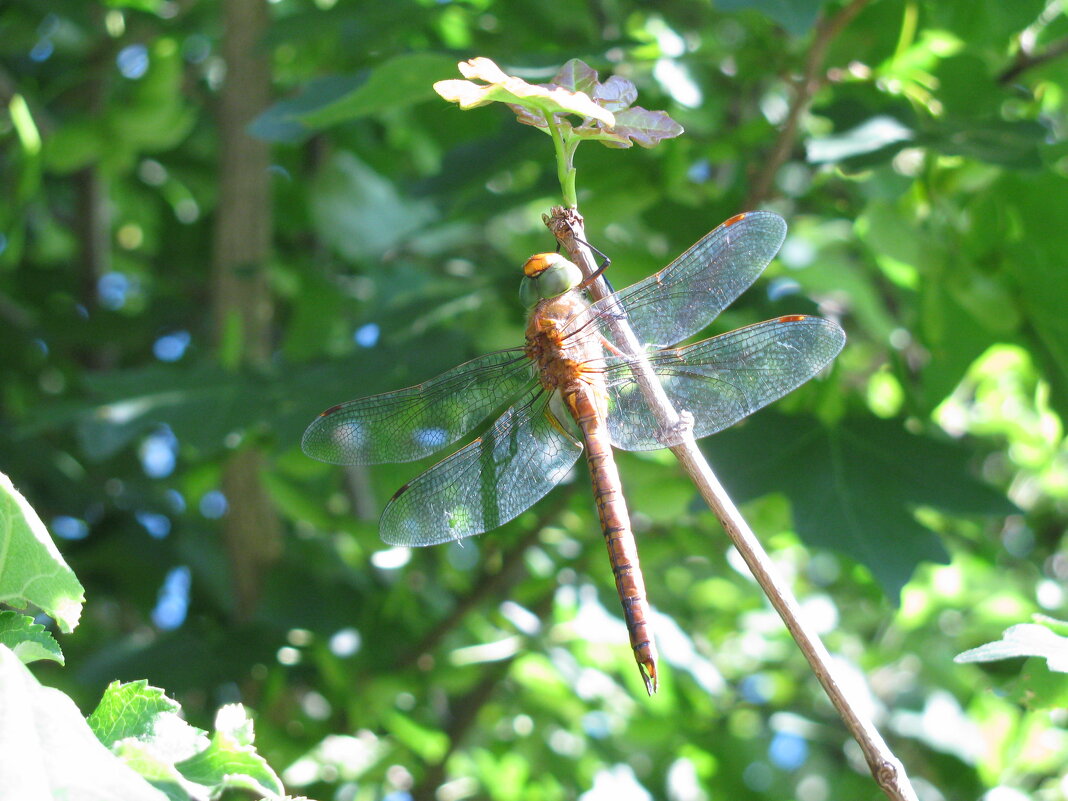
[
  {"xmin": 956, "ymin": 622, "xmax": 1068, "ymax": 673},
  {"xmin": 434, "ymin": 57, "xmax": 615, "ymax": 126},
  {"xmin": 0, "ymin": 471, "xmax": 84, "ymax": 632},
  {"xmin": 0, "ymin": 646, "xmax": 169, "ymax": 801},
  {"xmin": 0, "ymin": 610, "xmax": 63, "ymax": 665}
]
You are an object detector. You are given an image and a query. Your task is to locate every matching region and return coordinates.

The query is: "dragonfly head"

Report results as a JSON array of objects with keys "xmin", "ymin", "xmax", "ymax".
[{"xmin": 519, "ymin": 252, "xmax": 583, "ymax": 307}]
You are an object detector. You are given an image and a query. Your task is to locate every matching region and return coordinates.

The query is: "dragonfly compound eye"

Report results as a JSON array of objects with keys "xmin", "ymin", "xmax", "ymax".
[
  {"xmin": 539, "ymin": 259, "xmax": 583, "ymax": 297},
  {"xmin": 519, "ymin": 254, "xmax": 583, "ymax": 305}
]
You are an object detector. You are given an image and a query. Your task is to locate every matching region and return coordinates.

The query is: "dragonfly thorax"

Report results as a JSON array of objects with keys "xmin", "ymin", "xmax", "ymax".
[{"xmin": 524, "ymin": 291, "xmax": 604, "ymax": 396}]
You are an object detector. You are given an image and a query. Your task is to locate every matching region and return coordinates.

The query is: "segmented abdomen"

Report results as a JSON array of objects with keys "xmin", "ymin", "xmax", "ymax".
[{"xmin": 565, "ymin": 384, "xmax": 659, "ymax": 694}]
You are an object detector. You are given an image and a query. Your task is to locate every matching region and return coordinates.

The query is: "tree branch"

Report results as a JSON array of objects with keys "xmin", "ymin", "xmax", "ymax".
[
  {"xmin": 745, "ymin": 0, "xmax": 871, "ymax": 209},
  {"xmin": 545, "ymin": 206, "xmax": 919, "ymax": 801},
  {"xmin": 998, "ymin": 34, "xmax": 1068, "ymax": 84}
]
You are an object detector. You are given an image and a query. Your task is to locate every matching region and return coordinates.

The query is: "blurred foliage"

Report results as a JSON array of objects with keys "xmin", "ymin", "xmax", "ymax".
[{"xmin": 2, "ymin": 0, "xmax": 1068, "ymax": 799}]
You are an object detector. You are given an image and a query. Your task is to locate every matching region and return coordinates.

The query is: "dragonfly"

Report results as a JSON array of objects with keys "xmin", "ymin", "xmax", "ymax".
[{"xmin": 303, "ymin": 211, "xmax": 846, "ymax": 694}]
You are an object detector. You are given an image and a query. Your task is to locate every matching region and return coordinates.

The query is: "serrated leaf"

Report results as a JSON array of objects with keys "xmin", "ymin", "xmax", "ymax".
[
  {"xmin": 89, "ymin": 683, "xmax": 284, "ymax": 798},
  {"xmin": 704, "ymin": 414, "xmax": 1014, "ymax": 599},
  {"xmin": 0, "ymin": 646, "xmax": 169, "ymax": 800},
  {"xmin": 88, "ymin": 680, "xmax": 185, "ymax": 746},
  {"xmin": 955, "ymin": 623, "xmax": 1068, "ymax": 673},
  {"xmin": 175, "ymin": 704, "xmax": 284, "ymax": 797},
  {"xmin": 0, "ymin": 471, "xmax": 84, "ymax": 632},
  {"xmin": 0, "ymin": 610, "xmax": 63, "ymax": 665}
]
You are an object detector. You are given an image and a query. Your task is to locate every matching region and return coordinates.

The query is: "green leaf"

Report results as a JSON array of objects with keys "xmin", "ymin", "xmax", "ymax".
[
  {"xmin": 435, "ymin": 57, "xmax": 615, "ymax": 126},
  {"xmin": 927, "ymin": 118, "xmax": 1047, "ymax": 169},
  {"xmin": 88, "ymin": 680, "xmax": 185, "ymax": 746},
  {"xmin": 89, "ymin": 683, "xmax": 284, "ymax": 798},
  {"xmin": 298, "ymin": 52, "xmax": 459, "ymax": 128},
  {"xmin": 60, "ymin": 363, "xmax": 272, "ymax": 460},
  {"xmin": 1012, "ymin": 657, "xmax": 1068, "ymax": 709},
  {"xmin": 955, "ymin": 622, "xmax": 1068, "ymax": 673},
  {"xmin": 996, "ymin": 172, "xmax": 1068, "ymax": 421},
  {"xmin": 704, "ymin": 414, "xmax": 1014, "ymax": 599},
  {"xmin": 383, "ymin": 710, "xmax": 450, "ymax": 762},
  {"xmin": 0, "ymin": 647, "xmax": 169, "ymax": 800},
  {"xmin": 175, "ymin": 704, "xmax": 284, "ymax": 797},
  {"xmin": 716, "ymin": 0, "xmax": 823, "ymax": 36},
  {"xmin": 0, "ymin": 471, "xmax": 84, "ymax": 632},
  {"xmin": 251, "ymin": 74, "xmax": 367, "ymax": 143},
  {"xmin": 0, "ymin": 611, "xmax": 63, "ymax": 665},
  {"xmin": 806, "ymin": 116, "xmax": 914, "ymax": 165},
  {"xmin": 310, "ymin": 150, "xmax": 437, "ymax": 261},
  {"xmin": 956, "ymin": 621, "xmax": 1068, "ymax": 709}
]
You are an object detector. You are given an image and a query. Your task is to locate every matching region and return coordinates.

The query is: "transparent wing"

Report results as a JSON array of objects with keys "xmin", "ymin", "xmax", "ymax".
[
  {"xmin": 604, "ymin": 316, "xmax": 846, "ymax": 451},
  {"xmin": 302, "ymin": 349, "xmax": 534, "ymax": 465},
  {"xmin": 381, "ymin": 387, "xmax": 583, "ymax": 546},
  {"xmin": 566, "ymin": 211, "xmax": 787, "ymax": 349}
]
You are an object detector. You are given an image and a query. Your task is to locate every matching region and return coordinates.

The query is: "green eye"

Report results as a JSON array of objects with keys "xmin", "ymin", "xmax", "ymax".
[
  {"xmin": 519, "ymin": 255, "xmax": 583, "ymax": 307},
  {"xmin": 540, "ymin": 260, "xmax": 582, "ymax": 297},
  {"xmin": 519, "ymin": 276, "xmax": 540, "ymax": 308}
]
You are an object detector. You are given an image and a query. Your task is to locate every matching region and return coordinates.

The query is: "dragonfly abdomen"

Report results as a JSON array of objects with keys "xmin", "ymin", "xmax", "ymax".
[{"xmin": 565, "ymin": 385, "xmax": 660, "ymax": 695}]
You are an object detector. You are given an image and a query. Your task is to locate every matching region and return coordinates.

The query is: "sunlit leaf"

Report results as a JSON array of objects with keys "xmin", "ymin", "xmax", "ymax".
[
  {"xmin": 0, "ymin": 611, "xmax": 63, "ymax": 665},
  {"xmin": 88, "ymin": 681, "xmax": 187, "ymax": 746},
  {"xmin": 0, "ymin": 648, "xmax": 168, "ymax": 800},
  {"xmin": 435, "ymin": 58, "xmax": 615, "ymax": 126},
  {"xmin": 955, "ymin": 622, "xmax": 1068, "ymax": 673},
  {"xmin": 0, "ymin": 472, "xmax": 84, "ymax": 632},
  {"xmin": 175, "ymin": 705, "xmax": 284, "ymax": 797},
  {"xmin": 88, "ymin": 682, "xmax": 284, "ymax": 797}
]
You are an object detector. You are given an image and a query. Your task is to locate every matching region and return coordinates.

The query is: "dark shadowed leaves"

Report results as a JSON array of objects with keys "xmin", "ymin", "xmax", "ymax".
[{"xmin": 702, "ymin": 414, "xmax": 1014, "ymax": 599}]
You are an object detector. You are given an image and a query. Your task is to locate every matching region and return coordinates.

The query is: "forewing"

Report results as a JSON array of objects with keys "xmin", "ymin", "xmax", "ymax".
[
  {"xmin": 381, "ymin": 388, "xmax": 583, "ymax": 546},
  {"xmin": 604, "ymin": 316, "xmax": 846, "ymax": 451},
  {"xmin": 302, "ymin": 349, "xmax": 534, "ymax": 465},
  {"xmin": 570, "ymin": 211, "xmax": 787, "ymax": 349}
]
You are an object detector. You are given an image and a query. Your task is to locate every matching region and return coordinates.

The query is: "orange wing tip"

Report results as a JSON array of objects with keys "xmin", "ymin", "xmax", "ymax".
[
  {"xmin": 722, "ymin": 212, "xmax": 747, "ymax": 227},
  {"xmin": 639, "ymin": 659, "xmax": 658, "ymax": 695},
  {"xmin": 776, "ymin": 314, "xmax": 809, "ymax": 322}
]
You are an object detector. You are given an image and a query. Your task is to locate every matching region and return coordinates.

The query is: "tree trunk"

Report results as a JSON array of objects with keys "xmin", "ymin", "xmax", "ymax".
[{"xmin": 211, "ymin": 0, "xmax": 281, "ymax": 620}]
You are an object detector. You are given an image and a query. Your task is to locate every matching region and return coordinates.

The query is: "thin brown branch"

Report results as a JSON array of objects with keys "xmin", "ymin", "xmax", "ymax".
[
  {"xmin": 746, "ymin": 0, "xmax": 871, "ymax": 209},
  {"xmin": 999, "ymin": 35, "xmax": 1068, "ymax": 84},
  {"xmin": 546, "ymin": 206, "xmax": 919, "ymax": 801}
]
